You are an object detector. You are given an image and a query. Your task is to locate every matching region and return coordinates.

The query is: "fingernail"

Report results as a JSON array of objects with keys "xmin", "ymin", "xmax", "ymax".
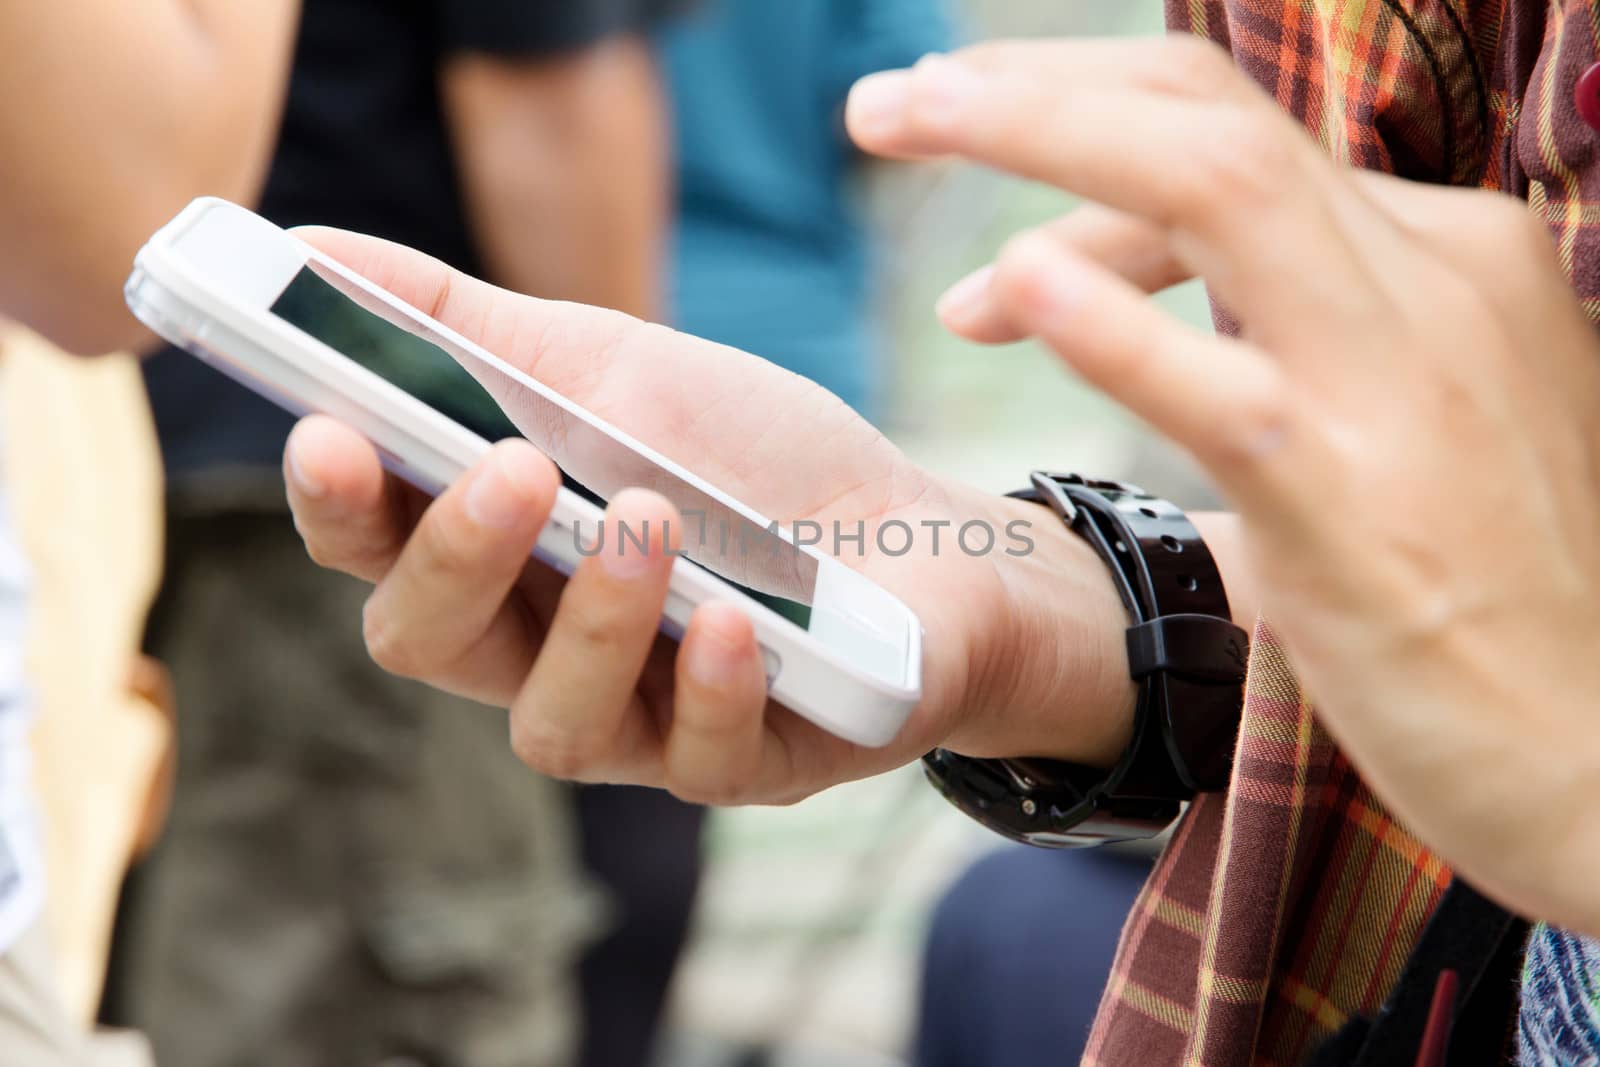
[
  {"xmin": 600, "ymin": 532, "xmax": 658, "ymax": 580},
  {"xmin": 912, "ymin": 53, "xmax": 981, "ymax": 124},
  {"xmin": 599, "ymin": 492, "xmax": 662, "ymax": 580},
  {"xmin": 936, "ymin": 264, "xmax": 995, "ymax": 323},
  {"xmin": 849, "ymin": 70, "xmax": 913, "ymax": 135},
  {"xmin": 288, "ymin": 447, "xmax": 327, "ymax": 500},
  {"xmin": 497, "ymin": 442, "xmax": 550, "ymax": 499},
  {"xmin": 686, "ymin": 609, "xmax": 748, "ymax": 690},
  {"xmin": 466, "ymin": 449, "xmax": 532, "ymax": 529}
]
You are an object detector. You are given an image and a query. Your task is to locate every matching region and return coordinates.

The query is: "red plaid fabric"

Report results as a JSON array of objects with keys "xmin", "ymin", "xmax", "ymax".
[
  {"xmin": 1084, "ymin": 625, "xmax": 1452, "ymax": 1066},
  {"xmin": 1084, "ymin": 3, "xmax": 1600, "ymax": 1064}
]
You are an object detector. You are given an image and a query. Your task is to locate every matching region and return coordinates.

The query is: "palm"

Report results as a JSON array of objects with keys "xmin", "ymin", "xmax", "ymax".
[
  {"xmin": 489, "ymin": 320, "xmax": 1015, "ymax": 795},
  {"xmin": 288, "ymin": 223, "xmax": 1139, "ymax": 803}
]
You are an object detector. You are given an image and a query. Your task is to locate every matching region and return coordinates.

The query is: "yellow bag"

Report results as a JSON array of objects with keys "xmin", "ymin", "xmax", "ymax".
[{"xmin": 0, "ymin": 325, "xmax": 170, "ymax": 1025}]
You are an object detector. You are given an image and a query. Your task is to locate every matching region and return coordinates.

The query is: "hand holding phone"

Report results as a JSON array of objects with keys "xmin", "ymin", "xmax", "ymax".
[
  {"xmin": 131, "ymin": 200, "xmax": 1140, "ymax": 804},
  {"xmin": 279, "ymin": 227, "xmax": 1144, "ymax": 804}
]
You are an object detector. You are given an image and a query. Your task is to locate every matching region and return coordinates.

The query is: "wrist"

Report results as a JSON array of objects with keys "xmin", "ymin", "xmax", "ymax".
[
  {"xmin": 946, "ymin": 493, "xmax": 1136, "ymax": 767},
  {"xmin": 925, "ymin": 478, "xmax": 1247, "ymax": 849}
]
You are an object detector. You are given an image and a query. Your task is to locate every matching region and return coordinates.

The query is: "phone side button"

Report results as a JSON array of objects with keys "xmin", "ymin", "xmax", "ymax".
[
  {"xmin": 663, "ymin": 590, "xmax": 695, "ymax": 626},
  {"xmin": 760, "ymin": 647, "xmax": 781, "ymax": 686}
]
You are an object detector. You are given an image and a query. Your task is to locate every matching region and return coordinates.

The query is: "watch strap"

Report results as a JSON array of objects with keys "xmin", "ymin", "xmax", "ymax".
[
  {"xmin": 922, "ymin": 473, "xmax": 1248, "ymax": 848},
  {"xmin": 1014, "ymin": 473, "xmax": 1246, "ymax": 794}
]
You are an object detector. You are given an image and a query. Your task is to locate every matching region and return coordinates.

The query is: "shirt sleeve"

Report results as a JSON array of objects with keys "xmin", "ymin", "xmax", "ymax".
[{"xmin": 439, "ymin": 0, "xmax": 694, "ymax": 59}]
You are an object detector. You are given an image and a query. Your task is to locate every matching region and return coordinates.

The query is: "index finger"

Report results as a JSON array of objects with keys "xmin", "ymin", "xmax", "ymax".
[
  {"xmin": 285, "ymin": 414, "xmax": 420, "ymax": 583},
  {"xmin": 846, "ymin": 42, "xmax": 1399, "ymax": 342}
]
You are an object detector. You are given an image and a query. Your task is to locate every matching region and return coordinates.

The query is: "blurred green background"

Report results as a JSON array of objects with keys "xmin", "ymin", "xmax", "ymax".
[{"xmin": 876, "ymin": 0, "xmax": 1213, "ymax": 501}]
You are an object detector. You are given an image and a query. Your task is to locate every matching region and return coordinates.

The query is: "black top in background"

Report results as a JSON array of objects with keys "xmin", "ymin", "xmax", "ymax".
[{"xmin": 144, "ymin": 0, "xmax": 682, "ymax": 477}]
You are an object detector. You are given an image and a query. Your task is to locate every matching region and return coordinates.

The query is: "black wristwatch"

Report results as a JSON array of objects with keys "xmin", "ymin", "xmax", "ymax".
[{"xmin": 922, "ymin": 473, "xmax": 1249, "ymax": 848}]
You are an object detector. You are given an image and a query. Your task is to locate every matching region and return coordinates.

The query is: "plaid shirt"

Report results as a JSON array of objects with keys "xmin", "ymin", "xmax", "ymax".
[{"xmin": 1084, "ymin": 3, "xmax": 1600, "ymax": 1064}]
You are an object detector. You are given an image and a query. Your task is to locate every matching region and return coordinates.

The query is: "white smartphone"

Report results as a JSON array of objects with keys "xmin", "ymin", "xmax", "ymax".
[{"xmin": 125, "ymin": 198, "xmax": 922, "ymax": 747}]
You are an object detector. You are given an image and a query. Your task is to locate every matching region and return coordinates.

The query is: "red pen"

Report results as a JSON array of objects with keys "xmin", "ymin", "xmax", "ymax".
[{"xmin": 1415, "ymin": 969, "xmax": 1460, "ymax": 1067}]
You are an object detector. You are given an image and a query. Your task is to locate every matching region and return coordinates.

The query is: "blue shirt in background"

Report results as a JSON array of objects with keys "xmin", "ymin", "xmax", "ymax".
[{"xmin": 662, "ymin": 0, "xmax": 951, "ymax": 418}]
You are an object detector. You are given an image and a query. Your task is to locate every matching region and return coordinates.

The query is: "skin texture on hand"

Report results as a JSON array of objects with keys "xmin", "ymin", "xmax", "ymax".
[
  {"xmin": 284, "ymin": 226, "xmax": 1138, "ymax": 810},
  {"xmin": 845, "ymin": 41, "xmax": 1600, "ymax": 936}
]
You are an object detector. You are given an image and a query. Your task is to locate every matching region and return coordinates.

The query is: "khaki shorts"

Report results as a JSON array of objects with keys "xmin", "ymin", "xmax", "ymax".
[
  {"xmin": 0, "ymin": 919, "xmax": 151, "ymax": 1067},
  {"xmin": 104, "ymin": 501, "xmax": 603, "ymax": 1067}
]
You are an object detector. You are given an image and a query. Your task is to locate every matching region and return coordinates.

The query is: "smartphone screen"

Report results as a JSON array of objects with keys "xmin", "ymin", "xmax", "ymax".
[{"xmin": 269, "ymin": 263, "xmax": 818, "ymax": 621}]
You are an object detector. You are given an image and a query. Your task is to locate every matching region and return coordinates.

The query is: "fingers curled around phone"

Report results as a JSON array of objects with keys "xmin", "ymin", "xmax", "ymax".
[
  {"xmin": 508, "ymin": 488, "xmax": 682, "ymax": 784},
  {"xmin": 360, "ymin": 438, "xmax": 561, "ymax": 701}
]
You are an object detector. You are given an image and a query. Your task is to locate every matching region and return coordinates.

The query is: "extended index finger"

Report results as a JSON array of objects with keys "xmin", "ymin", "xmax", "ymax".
[{"xmin": 847, "ymin": 42, "xmax": 1397, "ymax": 343}]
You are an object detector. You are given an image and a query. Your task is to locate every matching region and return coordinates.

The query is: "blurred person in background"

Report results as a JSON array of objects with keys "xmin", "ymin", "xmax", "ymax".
[
  {"xmin": 660, "ymin": 0, "xmax": 951, "ymax": 420},
  {"xmin": 2, "ymin": 328, "xmax": 173, "ymax": 1060},
  {"xmin": 103, "ymin": 4, "xmax": 698, "ymax": 1067},
  {"xmin": 913, "ymin": 845, "xmax": 1150, "ymax": 1067},
  {"xmin": 0, "ymin": 3, "xmax": 302, "ymax": 1064}
]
